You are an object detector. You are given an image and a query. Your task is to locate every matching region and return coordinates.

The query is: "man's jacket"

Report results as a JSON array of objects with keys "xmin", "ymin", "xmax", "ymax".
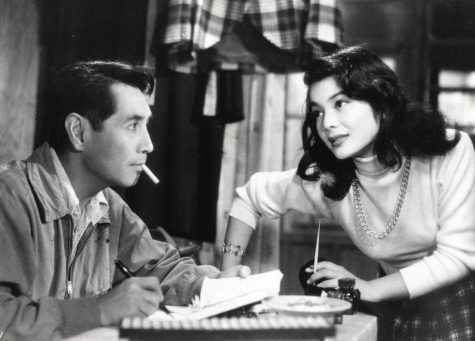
[{"xmin": 0, "ymin": 144, "xmax": 218, "ymax": 340}]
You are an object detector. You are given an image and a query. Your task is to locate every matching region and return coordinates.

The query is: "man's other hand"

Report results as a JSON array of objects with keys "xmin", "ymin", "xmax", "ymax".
[
  {"xmin": 217, "ymin": 265, "xmax": 251, "ymax": 279},
  {"xmin": 97, "ymin": 277, "xmax": 163, "ymax": 325}
]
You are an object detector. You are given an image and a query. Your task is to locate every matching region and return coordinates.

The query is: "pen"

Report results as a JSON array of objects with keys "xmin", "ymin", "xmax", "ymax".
[
  {"xmin": 313, "ymin": 220, "xmax": 321, "ymax": 274},
  {"xmin": 114, "ymin": 259, "xmax": 171, "ymax": 315},
  {"xmin": 115, "ymin": 259, "xmax": 135, "ymax": 278}
]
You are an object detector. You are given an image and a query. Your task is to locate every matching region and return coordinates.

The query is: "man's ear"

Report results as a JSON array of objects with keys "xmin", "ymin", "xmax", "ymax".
[{"xmin": 65, "ymin": 113, "xmax": 87, "ymax": 151}]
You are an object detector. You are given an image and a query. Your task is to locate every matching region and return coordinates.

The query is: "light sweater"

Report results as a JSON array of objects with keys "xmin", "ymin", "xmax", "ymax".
[{"xmin": 229, "ymin": 130, "xmax": 475, "ymax": 299}]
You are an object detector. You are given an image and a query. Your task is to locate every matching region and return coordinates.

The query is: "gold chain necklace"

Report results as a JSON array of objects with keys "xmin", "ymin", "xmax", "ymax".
[{"xmin": 352, "ymin": 156, "xmax": 411, "ymax": 239}]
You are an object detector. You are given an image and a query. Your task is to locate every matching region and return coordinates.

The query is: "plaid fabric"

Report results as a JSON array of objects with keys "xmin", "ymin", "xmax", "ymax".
[
  {"xmin": 305, "ymin": 0, "xmax": 343, "ymax": 48},
  {"xmin": 363, "ymin": 273, "xmax": 475, "ymax": 341},
  {"xmin": 246, "ymin": 0, "xmax": 342, "ymax": 51},
  {"xmin": 392, "ymin": 273, "xmax": 475, "ymax": 341},
  {"xmin": 156, "ymin": 0, "xmax": 343, "ymax": 73},
  {"xmin": 164, "ymin": 0, "xmax": 245, "ymax": 50}
]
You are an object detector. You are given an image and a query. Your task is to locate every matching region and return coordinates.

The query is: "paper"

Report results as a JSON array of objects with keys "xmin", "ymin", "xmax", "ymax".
[
  {"xmin": 199, "ymin": 269, "xmax": 282, "ymax": 306},
  {"xmin": 147, "ymin": 270, "xmax": 283, "ymax": 321}
]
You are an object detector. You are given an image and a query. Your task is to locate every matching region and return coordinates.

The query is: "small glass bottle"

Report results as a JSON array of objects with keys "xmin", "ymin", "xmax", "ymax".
[{"xmin": 336, "ymin": 277, "xmax": 360, "ymax": 314}]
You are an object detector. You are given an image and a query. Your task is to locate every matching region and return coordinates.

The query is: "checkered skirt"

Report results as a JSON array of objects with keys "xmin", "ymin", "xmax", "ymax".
[
  {"xmin": 362, "ymin": 273, "xmax": 475, "ymax": 341},
  {"xmin": 391, "ymin": 273, "xmax": 475, "ymax": 341}
]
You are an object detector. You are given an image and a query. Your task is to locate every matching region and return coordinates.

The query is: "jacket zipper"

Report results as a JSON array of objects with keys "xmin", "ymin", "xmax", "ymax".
[
  {"xmin": 65, "ymin": 216, "xmax": 74, "ymax": 299},
  {"xmin": 65, "ymin": 217, "xmax": 96, "ymax": 299}
]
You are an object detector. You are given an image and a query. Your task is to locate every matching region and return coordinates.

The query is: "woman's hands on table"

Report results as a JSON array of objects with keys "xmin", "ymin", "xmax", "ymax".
[{"xmin": 305, "ymin": 261, "xmax": 409, "ymax": 302}]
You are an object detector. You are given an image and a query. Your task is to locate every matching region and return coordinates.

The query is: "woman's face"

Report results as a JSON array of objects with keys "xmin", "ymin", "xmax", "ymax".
[{"xmin": 309, "ymin": 76, "xmax": 380, "ymax": 160}]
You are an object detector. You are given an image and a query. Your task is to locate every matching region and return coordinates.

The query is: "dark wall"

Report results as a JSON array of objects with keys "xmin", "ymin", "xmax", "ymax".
[{"xmin": 35, "ymin": 0, "xmax": 149, "ymax": 147}]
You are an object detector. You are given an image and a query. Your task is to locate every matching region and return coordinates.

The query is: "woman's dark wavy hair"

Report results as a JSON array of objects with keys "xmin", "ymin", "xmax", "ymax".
[
  {"xmin": 47, "ymin": 60, "xmax": 155, "ymax": 153},
  {"xmin": 297, "ymin": 45, "xmax": 460, "ymax": 200}
]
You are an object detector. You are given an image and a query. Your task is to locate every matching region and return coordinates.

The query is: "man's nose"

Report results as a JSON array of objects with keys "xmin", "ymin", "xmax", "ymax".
[{"xmin": 140, "ymin": 130, "xmax": 154, "ymax": 154}]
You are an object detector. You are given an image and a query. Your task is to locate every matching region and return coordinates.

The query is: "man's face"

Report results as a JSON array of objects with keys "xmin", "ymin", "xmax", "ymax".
[{"xmin": 82, "ymin": 82, "xmax": 153, "ymax": 188}]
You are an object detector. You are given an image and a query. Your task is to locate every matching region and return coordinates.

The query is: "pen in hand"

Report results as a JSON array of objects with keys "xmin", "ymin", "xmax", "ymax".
[
  {"xmin": 115, "ymin": 259, "xmax": 135, "ymax": 278},
  {"xmin": 114, "ymin": 259, "xmax": 171, "ymax": 315}
]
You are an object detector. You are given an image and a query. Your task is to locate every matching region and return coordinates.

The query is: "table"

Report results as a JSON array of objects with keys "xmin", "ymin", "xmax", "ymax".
[
  {"xmin": 328, "ymin": 313, "xmax": 377, "ymax": 341},
  {"xmin": 62, "ymin": 313, "xmax": 377, "ymax": 341}
]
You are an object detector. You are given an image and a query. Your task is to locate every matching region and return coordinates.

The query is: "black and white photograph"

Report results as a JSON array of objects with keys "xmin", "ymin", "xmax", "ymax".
[{"xmin": 0, "ymin": 1, "xmax": 474, "ymax": 340}]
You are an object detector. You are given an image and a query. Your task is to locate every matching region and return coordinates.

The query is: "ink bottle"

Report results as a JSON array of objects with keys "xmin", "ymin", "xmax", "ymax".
[{"xmin": 333, "ymin": 277, "xmax": 360, "ymax": 314}]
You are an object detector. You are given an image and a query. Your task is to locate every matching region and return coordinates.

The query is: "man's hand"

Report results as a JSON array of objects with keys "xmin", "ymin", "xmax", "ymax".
[
  {"xmin": 217, "ymin": 265, "xmax": 251, "ymax": 279},
  {"xmin": 97, "ymin": 277, "xmax": 163, "ymax": 325}
]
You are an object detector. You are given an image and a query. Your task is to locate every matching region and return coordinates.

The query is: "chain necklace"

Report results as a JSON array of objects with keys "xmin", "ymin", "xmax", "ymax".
[{"xmin": 352, "ymin": 156, "xmax": 411, "ymax": 239}]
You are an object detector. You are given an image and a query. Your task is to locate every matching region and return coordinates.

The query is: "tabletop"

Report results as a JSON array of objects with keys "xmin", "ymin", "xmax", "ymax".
[{"xmin": 62, "ymin": 312, "xmax": 377, "ymax": 341}]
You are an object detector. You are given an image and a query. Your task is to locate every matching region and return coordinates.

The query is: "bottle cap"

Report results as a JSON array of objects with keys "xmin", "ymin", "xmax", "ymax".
[{"xmin": 338, "ymin": 277, "xmax": 355, "ymax": 289}]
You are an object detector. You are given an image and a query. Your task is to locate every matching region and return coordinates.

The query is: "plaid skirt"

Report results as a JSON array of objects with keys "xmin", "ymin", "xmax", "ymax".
[{"xmin": 360, "ymin": 272, "xmax": 475, "ymax": 341}]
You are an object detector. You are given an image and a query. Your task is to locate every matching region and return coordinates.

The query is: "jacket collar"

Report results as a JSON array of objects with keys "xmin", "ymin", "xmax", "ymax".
[{"xmin": 26, "ymin": 143, "xmax": 110, "ymax": 224}]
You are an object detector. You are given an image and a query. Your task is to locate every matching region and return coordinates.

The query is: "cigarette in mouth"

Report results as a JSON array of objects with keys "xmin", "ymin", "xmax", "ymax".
[{"xmin": 142, "ymin": 164, "xmax": 159, "ymax": 184}]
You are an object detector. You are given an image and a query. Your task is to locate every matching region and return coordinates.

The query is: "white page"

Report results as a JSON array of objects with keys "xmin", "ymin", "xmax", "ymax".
[{"xmin": 199, "ymin": 269, "xmax": 283, "ymax": 306}]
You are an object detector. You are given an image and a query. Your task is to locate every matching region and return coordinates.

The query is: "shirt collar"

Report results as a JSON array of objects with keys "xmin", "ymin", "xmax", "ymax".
[{"xmin": 50, "ymin": 147, "xmax": 109, "ymax": 222}]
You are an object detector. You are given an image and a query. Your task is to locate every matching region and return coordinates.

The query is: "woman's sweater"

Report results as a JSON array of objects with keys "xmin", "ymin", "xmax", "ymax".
[{"xmin": 229, "ymin": 130, "xmax": 475, "ymax": 299}]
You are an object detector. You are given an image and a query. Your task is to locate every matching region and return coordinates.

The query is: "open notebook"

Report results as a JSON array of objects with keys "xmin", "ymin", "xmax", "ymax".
[{"xmin": 148, "ymin": 269, "xmax": 283, "ymax": 321}]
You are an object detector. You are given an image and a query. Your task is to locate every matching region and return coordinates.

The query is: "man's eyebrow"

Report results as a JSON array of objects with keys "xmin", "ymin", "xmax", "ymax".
[{"xmin": 124, "ymin": 114, "xmax": 152, "ymax": 122}]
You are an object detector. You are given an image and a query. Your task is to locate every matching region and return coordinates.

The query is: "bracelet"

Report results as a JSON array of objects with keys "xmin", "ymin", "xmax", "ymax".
[{"xmin": 221, "ymin": 243, "xmax": 247, "ymax": 257}]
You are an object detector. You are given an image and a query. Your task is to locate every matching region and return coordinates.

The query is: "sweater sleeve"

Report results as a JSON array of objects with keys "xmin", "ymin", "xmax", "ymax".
[
  {"xmin": 400, "ymin": 132, "xmax": 475, "ymax": 298},
  {"xmin": 228, "ymin": 169, "xmax": 331, "ymax": 228},
  {"xmin": 116, "ymin": 204, "xmax": 219, "ymax": 306}
]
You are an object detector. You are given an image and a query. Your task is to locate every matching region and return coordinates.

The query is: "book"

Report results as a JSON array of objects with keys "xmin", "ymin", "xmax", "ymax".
[{"xmin": 147, "ymin": 269, "xmax": 283, "ymax": 321}]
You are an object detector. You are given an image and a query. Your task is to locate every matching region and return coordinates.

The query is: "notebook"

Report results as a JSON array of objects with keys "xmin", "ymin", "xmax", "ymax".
[{"xmin": 148, "ymin": 270, "xmax": 283, "ymax": 321}]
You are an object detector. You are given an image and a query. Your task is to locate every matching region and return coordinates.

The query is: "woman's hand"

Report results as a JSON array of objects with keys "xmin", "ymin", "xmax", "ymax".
[
  {"xmin": 306, "ymin": 261, "xmax": 410, "ymax": 302},
  {"xmin": 218, "ymin": 265, "xmax": 251, "ymax": 279},
  {"xmin": 306, "ymin": 261, "xmax": 373, "ymax": 301}
]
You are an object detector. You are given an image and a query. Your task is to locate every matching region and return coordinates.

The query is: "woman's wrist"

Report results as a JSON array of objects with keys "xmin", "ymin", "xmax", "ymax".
[
  {"xmin": 359, "ymin": 273, "xmax": 409, "ymax": 302},
  {"xmin": 221, "ymin": 242, "xmax": 247, "ymax": 257},
  {"xmin": 358, "ymin": 280, "xmax": 379, "ymax": 302},
  {"xmin": 220, "ymin": 253, "xmax": 243, "ymax": 270}
]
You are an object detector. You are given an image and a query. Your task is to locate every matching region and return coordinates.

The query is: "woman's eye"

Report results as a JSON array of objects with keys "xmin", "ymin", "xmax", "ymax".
[{"xmin": 335, "ymin": 99, "xmax": 348, "ymax": 109}]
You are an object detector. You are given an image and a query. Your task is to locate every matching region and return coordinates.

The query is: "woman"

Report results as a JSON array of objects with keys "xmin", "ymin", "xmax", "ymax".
[{"xmin": 221, "ymin": 46, "xmax": 475, "ymax": 340}]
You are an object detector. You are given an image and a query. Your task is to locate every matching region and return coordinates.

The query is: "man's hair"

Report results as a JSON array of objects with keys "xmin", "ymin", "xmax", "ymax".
[
  {"xmin": 297, "ymin": 45, "xmax": 459, "ymax": 200},
  {"xmin": 47, "ymin": 60, "xmax": 155, "ymax": 152}
]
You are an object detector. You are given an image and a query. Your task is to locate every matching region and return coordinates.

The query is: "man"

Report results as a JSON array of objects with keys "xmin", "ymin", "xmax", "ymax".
[{"xmin": 0, "ymin": 61, "xmax": 249, "ymax": 340}]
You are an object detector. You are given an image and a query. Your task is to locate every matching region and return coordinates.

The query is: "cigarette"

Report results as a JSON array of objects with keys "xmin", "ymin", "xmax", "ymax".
[{"xmin": 142, "ymin": 164, "xmax": 159, "ymax": 184}]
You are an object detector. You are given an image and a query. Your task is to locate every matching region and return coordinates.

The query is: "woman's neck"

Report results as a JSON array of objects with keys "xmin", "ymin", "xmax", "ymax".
[{"xmin": 353, "ymin": 154, "xmax": 390, "ymax": 176}]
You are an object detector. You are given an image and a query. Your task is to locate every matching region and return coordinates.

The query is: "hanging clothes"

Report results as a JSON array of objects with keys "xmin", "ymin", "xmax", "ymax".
[
  {"xmin": 153, "ymin": 0, "xmax": 343, "ymax": 73},
  {"xmin": 143, "ymin": 0, "xmax": 343, "ymax": 243}
]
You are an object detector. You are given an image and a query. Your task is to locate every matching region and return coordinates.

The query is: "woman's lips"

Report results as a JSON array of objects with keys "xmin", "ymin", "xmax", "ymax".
[{"xmin": 328, "ymin": 134, "xmax": 348, "ymax": 146}]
